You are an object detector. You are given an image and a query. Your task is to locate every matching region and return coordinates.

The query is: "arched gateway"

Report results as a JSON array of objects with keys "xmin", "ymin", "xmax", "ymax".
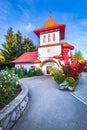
[{"xmin": 40, "ymin": 59, "xmax": 61, "ymax": 75}]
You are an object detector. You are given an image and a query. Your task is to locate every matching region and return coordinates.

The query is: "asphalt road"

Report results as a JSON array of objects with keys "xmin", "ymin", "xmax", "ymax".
[{"xmin": 11, "ymin": 76, "xmax": 87, "ymax": 130}]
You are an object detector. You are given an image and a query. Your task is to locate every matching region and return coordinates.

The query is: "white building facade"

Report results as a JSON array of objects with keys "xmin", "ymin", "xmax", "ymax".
[{"xmin": 11, "ymin": 16, "xmax": 74, "ymax": 75}]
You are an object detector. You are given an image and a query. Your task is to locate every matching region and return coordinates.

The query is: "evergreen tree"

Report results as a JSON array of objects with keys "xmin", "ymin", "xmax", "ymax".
[
  {"xmin": 22, "ymin": 38, "xmax": 37, "ymax": 52},
  {"xmin": 1, "ymin": 27, "xmax": 37, "ymax": 62},
  {"xmin": 15, "ymin": 31, "xmax": 23, "ymax": 57},
  {"xmin": 1, "ymin": 28, "xmax": 17, "ymax": 62}
]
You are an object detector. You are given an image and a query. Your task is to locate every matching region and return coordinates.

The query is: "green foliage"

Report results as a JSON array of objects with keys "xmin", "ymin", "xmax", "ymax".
[
  {"xmin": 1, "ymin": 28, "xmax": 37, "ymax": 62},
  {"xmin": 24, "ymin": 68, "xmax": 28, "ymax": 75},
  {"xmin": 72, "ymin": 50, "xmax": 85, "ymax": 63},
  {"xmin": 14, "ymin": 67, "xmax": 42, "ymax": 78},
  {"xmin": 65, "ymin": 77, "xmax": 76, "ymax": 87},
  {"xmin": 22, "ymin": 37, "xmax": 37, "ymax": 53},
  {"xmin": 1, "ymin": 28, "xmax": 17, "ymax": 62},
  {"xmin": 17, "ymin": 68, "xmax": 23, "ymax": 78},
  {"xmin": 5, "ymin": 66, "xmax": 9, "ymax": 72},
  {"xmin": 0, "ymin": 52, "xmax": 5, "ymax": 62},
  {"xmin": 15, "ymin": 67, "xmax": 18, "ymax": 75},
  {"xmin": 34, "ymin": 68, "xmax": 41, "ymax": 76},
  {"xmin": 0, "ymin": 70, "xmax": 20, "ymax": 108},
  {"xmin": 28, "ymin": 69, "xmax": 33, "ymax": 77},
  {"xmin": 0, "ymin": 63, "xmax": 14, "ymax": 70},
  {"xmin": 50, "ymin": 68, "xmax": 59, "ymax": 76},
  {"xmin": 54, "ymin": 71, "xmax": 65, "ymax": 84}
]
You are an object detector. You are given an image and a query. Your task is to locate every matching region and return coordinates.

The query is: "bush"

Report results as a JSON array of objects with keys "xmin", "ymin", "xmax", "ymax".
[
  {"xmin": 28, "ymin": 69, "xmax": 33, "ymax": 77},
  {"xmin": 0, "ymin": 70, "xmax": 20, "ymax": 108},
  {"xmin": 24, "ymin": 68, "xmax": 28, "ymax": 75},
  {"xmin": 50, "ymin": 68, "xmax": 59, "ymax": 76},
  {"xmin": 34, "ymin": 68, "xmax": 42, "ymax": 76},
  {"xmin": 54, "ymin": 71, "xmax": 66, "ymax": 84},
  {"xmin": 63, "ymin": 61, "xmax": 85, "ymax": 80},
  {"xmin": 17, "ymin": 68, "xmax": 23, "ymax": 78},
  {"xmin": 65, "ymin": 77, "xmax": 76, "ymax": 87},
  {"xmin": 0, "ymin": 63, "xmax": 14, "ymax": 70}
]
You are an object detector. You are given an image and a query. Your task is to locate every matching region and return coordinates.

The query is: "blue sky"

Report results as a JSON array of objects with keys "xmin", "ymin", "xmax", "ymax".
[{"xmin": 0, "ymin": 0, "xmax": 87, "ymax": 59}]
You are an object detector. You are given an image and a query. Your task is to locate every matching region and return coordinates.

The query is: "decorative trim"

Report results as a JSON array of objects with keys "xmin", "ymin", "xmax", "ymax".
[
  {"xmin": 38, "ymin": 43, "xmax": 61, "ymax": 48},
  {"xmin": 40, "ymin": 59, "xmax": 60, "ymax": 67}
]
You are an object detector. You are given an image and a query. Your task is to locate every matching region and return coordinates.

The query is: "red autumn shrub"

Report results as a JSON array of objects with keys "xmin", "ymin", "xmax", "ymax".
[{"xmin": 62, "ymin": 59, "xmax": 85, "ymax": 80}]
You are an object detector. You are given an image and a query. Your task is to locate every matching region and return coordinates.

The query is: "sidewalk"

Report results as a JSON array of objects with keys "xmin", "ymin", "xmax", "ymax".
[{"xmin": 71, "ymin": 72, "xmax": 87, "ymax": 104}]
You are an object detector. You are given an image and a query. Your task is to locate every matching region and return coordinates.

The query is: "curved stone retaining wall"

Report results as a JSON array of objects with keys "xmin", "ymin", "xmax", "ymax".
[{"xmin": 0, "ymin": 81, "xmax": 29, "ymax": 130}]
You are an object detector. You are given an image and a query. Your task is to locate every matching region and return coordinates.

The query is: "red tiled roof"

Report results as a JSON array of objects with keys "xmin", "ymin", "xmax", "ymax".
[
  {"xmin": 62, "ymin": 42, "xmax": 74, "ymax": 50},
  {"xmin": 34, "ymin": 16, "xmax": 65, "ymax": 40},
  {"xmin": 10, "ymin": 51, "xmax": 41, "ymax": 63}
]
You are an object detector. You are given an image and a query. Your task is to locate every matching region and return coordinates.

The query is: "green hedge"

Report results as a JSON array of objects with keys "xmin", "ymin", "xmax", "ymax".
[{"xmin": 65, "ymin": 77, "xmax": 76, "ymax": 87}]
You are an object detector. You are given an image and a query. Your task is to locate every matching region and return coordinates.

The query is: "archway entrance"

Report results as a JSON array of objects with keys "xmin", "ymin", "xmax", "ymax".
[{"xmin": 40, "ymin": 59, "xmax": 61, "ymax": 75}]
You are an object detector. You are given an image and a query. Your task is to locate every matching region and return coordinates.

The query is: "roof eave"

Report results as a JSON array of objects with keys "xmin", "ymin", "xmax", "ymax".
[{"xmin": 34, "ymin": 24, "xmax": 65, "ymax": 40}]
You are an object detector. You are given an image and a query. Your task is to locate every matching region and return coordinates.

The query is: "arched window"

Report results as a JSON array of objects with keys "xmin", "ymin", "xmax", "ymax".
[
  {"xmin": 53, "ymin": 33, "xmax": 55, "ymax": 41},
  {"xmin": 48, "ymin": 34, "xmax": 51, "ymax": 42},
  {"xmin": 43, "ymin": 35, "xmax": 46, "ymax": 43}
]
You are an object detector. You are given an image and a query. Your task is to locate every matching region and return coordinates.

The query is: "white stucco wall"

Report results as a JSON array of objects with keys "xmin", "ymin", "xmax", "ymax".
[
  {"xmin": 15, "ymin": 63, "xmax": 40, "ymax": 70},
  {"xmin": 40, "ymin": 30, "xmax": 60, "ymax": 45},
  {"xmin": 38, "ymin": 45, "xmax": 61, "ymax": 61}
]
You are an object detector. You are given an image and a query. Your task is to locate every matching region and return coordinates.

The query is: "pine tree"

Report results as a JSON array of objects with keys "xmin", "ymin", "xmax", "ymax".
[
  {"xmin": 1, "ymin": 28, "xmax": 37, "ymax": 62},
  {"xmin": 15, "ymin": 31, "xmax": 23, "ymax": 57},
  {"xmin": 1, "ymin": 28, "xmax": 17, "ymax": 62},
  {"xmin": 22, "ymin": 38, "xmax": 37, "ymax": 52}
]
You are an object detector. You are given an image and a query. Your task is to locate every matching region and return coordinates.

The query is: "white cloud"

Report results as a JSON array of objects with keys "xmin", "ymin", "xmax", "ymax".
[
  {"xmin": 26, "ymin": 23, "xmax": 35, "ymax": 32},
  {"xmin": 14, "ymin": 22, "xmax": 35, "ymax": 34}
]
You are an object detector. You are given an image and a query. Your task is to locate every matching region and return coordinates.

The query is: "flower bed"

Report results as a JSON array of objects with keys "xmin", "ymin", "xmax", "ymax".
[
  {"xmin": 0, "ymin": 66, "xmax": 42, "ymax": 110},
  {"xmin": 50, "ymin": 60, "xmax": 85, "ymax": 91},
  {"xmin": 0, "ymin": 69, "xmax": 21, "ymax": 110}
]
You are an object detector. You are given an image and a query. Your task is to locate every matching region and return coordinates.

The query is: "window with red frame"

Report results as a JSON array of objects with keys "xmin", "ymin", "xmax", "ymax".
[
  {"xmin": 53, "ymin": 33, "xmax": 55, "ymax": 41},
  {"xmin": 48, "ymin": 34, "xmax": 51, "ymax": 42},
  {"xmin": 43, "ymin": 35, "xmax": 46, "ymax": 43}
]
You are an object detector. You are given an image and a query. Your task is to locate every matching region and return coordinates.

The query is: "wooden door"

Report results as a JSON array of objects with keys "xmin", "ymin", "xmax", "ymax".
[{"xmin": 46, "ymin": 66, "xmax": 52, "ymax": 74}]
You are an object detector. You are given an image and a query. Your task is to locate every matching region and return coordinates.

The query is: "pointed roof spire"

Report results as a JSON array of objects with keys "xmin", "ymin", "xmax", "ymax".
[
  {"xmin": 34, "ymin": 15, "xmax": 65, "ymax": 40},
  {"xmin": 43, "ymin": 15, "xmax": 56, "ymax": 28}
]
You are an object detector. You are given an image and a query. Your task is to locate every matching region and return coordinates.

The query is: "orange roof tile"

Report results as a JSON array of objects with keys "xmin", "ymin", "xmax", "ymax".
[
  {"xmin": 62, "ymin": 42, "xmax": 74, "ymax": 50},
  {"xmin": 34, "ymin": 16, "xmax": 65, "ymax": 40},
  {"xmin": 43, "ymin": 16, "xmax": 57, "ymax": 28}
]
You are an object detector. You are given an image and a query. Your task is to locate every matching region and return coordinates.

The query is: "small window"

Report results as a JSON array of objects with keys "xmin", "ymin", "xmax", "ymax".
[
  {"xmin": 48, "ymin": 34, "xmax": 51, "ymax": 42},
  {"xmin": 53, "ymin": 33, "xmax": 55, "ymax": 41},
  {"xmin": 43, "ymin": 35, "xmax": 46, "ymax": 43}
]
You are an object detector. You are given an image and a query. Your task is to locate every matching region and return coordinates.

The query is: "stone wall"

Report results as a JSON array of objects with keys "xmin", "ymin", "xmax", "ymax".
[{"xmin": 0, "ymin": 81, "xmax": 29, "ymax": 130}]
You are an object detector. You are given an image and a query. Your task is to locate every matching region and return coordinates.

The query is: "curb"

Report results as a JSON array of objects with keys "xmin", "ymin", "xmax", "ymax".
[{"xmin": 0, "ymin": 80, "xmax": 29, "ymax": 130}]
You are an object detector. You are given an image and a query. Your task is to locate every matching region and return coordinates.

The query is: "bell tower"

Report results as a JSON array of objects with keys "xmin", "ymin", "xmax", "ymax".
[{"xmin": 34, "ymin": 16, "xmax": 65, "ymax": 61}]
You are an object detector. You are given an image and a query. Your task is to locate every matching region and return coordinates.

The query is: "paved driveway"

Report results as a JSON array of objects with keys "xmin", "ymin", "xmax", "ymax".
[
  {"xmin": 11, "ymin": 76, "xmax": 87, "ymax": 130},
  {"xmin": 72, "ymin": 72, "xmax": 87, "ymax": 104}
]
